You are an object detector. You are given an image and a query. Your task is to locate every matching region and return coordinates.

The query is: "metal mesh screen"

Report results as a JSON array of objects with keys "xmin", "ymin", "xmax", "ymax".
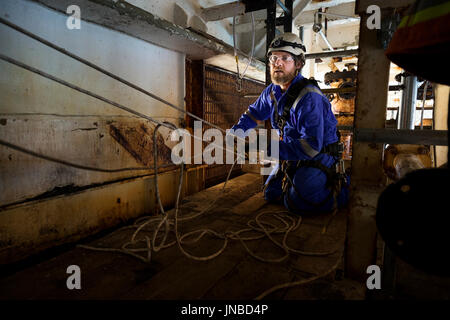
[
  {"xmin": 203, "ymin": 65, "xmax": 265, "ymax": 187},
  {"xmin": 204, "ymin": 65, "xmax": 265, "ymax": 130}
]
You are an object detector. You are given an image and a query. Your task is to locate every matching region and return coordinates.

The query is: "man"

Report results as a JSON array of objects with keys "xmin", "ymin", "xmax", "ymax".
[{"xmin": 231, "ymin": 32, "xmax": 349, "ymax": 214}]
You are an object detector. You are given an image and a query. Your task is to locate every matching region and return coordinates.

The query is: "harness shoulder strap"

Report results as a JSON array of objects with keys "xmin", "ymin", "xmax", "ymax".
[
  {"xmin": 281, "ymin": 78, "xmax": 323, "ymax": 121},
  {"xmin": 275, "ymin": 78, "xmax": 323, "ymax": 139},
  {"xmin": 281, "ymin": 78, "xmax": 308, "ymax": 121},
  {"xmin": 291, "ymin": 86, "xmax": 325, "ymax": 111}
]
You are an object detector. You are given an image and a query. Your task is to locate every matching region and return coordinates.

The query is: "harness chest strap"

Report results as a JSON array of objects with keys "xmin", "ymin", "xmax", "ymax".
[
  {"xmin": 274, "ymin": 84, "xmax": 325, "ymax": 155},
  {"xmin": 292, "ymin": 86, "xmax": 326, "ymax": 157}
]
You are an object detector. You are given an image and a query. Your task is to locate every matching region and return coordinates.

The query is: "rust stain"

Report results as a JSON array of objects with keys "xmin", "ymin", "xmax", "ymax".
[
  {"xmin": 109, "ymin": 122, "xmax": 172, "ymax": 166},
  {"xmin": 71, "ymin": 127, "xmax": 98, "ymax": 131}
]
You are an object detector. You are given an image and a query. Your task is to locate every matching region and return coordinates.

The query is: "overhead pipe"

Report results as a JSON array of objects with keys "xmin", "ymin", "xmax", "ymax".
[
  {"xmin": 305, "ymin": 49, "xmax": 358, "ymax": 60},
  {"xmin": 318, "ymin": 30, "xmax": 335, "ymax": 51}
]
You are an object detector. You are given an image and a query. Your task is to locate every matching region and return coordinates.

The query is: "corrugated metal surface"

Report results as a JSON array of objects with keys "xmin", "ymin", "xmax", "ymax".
[{"xmin": 203, "ymin": 65, "xmax": 265, "ymax": 187}]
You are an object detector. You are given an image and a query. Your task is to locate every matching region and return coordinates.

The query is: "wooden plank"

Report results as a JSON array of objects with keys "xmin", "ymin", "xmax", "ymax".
[
  {"xmin": 201, "ymin": 254, "xmax": 295, "ymax": 299},
  {"xmin": 200, "ymin": 206, "xmax": 348, "ymax": 300},
  {"xmin": 231, "ymin": 192, "xmax": 266, "ymax": 215},
  {"xmin": 121, "ymin": 240, "xmax": 246, "ymax": 299}
]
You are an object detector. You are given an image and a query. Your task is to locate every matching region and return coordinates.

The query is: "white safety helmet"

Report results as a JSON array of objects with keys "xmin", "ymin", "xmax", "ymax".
[{"xmin": 267, "ymin": 33, "xmax": 306, "ymax": 63}]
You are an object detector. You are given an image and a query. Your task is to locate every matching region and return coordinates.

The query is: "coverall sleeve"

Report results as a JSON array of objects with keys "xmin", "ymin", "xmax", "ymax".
[
  {"xmin": 231, "ymin": 86, "xmax": 273, "ymax": 134},
  {"xmin": 278, "ymin": 92, "xmax": 325, "ymax": 160}
]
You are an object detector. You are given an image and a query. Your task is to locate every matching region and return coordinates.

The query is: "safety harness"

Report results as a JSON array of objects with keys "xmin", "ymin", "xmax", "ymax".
[{"xmin": 267, "ymin": 77, "xmax": 346, "ymax": 211}]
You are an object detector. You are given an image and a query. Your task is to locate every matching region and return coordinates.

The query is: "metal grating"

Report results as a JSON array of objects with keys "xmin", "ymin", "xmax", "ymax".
[
  {"xmin": 203, "ymin": 65, "xmax": 265, "ymax": 130},
  {"xmin": 203, "ymin": 65, "xmax": 265, "ymax": 187}
]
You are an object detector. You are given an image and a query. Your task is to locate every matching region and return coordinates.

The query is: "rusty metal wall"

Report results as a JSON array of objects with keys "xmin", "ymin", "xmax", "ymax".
[{"xmin": 203, "ymin": 65, "xmax": 265, "ymax": 187}]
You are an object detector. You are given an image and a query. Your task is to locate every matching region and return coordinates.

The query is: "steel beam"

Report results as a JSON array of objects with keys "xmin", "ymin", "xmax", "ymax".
[
  {"xmin": 283, "ymin": 0, "xmax": 293, "ymax": 32},
  {"xmin": 200, "ymin": 1, "xmax": 246, "ymax": 22},
  {"xmin": 322, "ymin": 85, "xmax": 404, "ymax": 94},
  {"xmin": 398, "ymin": 76, "xmax": 418, "ymax": 130},
  {"xmin": 266, "ymin": 0, "xmax": 277, "ymax": 86},
  {"xmin": 354, "ymin": 129, "xmax": 448, "ymax": 146},
  {"xmin": 305, "ymin": 49, "xmax": 358, "ymax": 60}
]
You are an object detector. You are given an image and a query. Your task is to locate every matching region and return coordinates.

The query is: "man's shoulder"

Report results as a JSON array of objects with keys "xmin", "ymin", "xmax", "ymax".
[
  {"xmin": 291, "ymin": 86, "xmax": 330, "ymax": 112},
  {"xmin": 295, "ymin": 85, "xmax": 327, "ymax": 103},
  {"xmin": 255, "ymin": 83, "xmax": 276, "ymax": 102}
]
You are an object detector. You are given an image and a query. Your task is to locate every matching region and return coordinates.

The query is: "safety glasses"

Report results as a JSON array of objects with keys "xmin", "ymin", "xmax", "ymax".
[{"xmin": 268, "ymin": 54, "xmax": 294, "ymax": 64}]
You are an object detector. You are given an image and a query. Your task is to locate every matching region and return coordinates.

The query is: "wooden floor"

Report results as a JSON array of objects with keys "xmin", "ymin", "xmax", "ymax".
[{"xmin": 0, "ymin": 173, "xmax": 365, "ymax": 300}]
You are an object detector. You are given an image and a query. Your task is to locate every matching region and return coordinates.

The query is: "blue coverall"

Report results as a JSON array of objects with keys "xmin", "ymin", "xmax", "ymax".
[{"xmin": 231, "ymin": 73, "xmax": 349, "ymax": 213}]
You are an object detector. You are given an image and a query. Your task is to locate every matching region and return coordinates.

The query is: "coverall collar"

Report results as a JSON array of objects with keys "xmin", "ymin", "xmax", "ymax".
[{"xmin": 272, "ymin": 73, "xmax": 305, "ymax": 97}]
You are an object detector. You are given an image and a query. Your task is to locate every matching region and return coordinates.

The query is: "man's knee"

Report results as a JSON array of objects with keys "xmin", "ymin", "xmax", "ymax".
[
  {"xmin": 264, "ymin": 186, "xmax": 282, "ymax": 202},
  {"xmin": 263, "ymin": 176, "xmax": 283, "ymax": 202}
]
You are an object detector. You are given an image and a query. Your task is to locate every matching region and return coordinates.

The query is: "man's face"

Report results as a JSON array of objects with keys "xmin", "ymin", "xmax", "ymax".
[{"xmin": 269, "ymin": 51, "xmax": 300, "ymax": 86}]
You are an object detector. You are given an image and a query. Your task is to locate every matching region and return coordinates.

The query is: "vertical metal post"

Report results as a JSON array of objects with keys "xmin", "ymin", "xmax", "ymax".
[
  {"xmin": 284, "ymin": 0, "xmax": 293, "ymax": 32},
  {"xmin": 262, "ymin": 0, "xmax": 277, "ymax": 185},
  {"xmin": 381, "ymin": 74, "xmax": 417, "ymax": 298},
  {"xmin": 266, "ymin": 0, "xmax": 277, "ymax": 85},
  {"xmin": 380, "ymin": 245, "xmax": 397, "ymax": 299},
  {"xmin": 398, "ymin": 75, "xmax": 418, "ymax": 130}
]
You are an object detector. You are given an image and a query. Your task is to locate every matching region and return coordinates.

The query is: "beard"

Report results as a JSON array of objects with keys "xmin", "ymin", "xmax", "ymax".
[{"xmin": 270, "ymin": 68, "xmax": 297, "ymax": 86}]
